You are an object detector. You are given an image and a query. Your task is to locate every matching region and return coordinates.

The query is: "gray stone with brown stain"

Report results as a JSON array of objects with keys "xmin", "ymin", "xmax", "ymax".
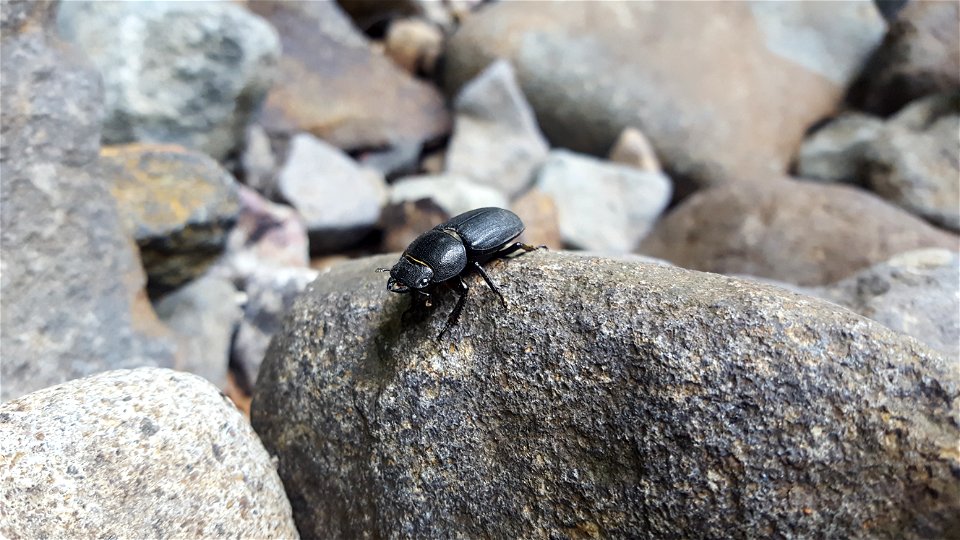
[
  {"xmin": 252, "ymin": 252, "xmax": 958, "ymax": 538},
  {"xmin": 0, "ymin": 368, "xmax": 299, "ymax": 539}
]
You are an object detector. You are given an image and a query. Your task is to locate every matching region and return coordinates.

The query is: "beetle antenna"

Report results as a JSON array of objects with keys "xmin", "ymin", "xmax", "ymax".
[{"xmin": 375, "ymin": 268, "xmax": 390, "ymax": 273}]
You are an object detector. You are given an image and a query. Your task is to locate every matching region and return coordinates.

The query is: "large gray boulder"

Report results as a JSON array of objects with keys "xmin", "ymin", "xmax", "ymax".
[
  {"xmin": 252, "ymin": 252, "xmax": 959, "ymax": 538},
  {"xmin": 1, "ymin": 1, "xmax": 177, "ymax": 401},
  {"xmin": 0, "ymin": 368, "xmax": 298, "ymax": 539},
  {"xmin": 56, "ymin": 1, "xmax": 279, "ymax": 160},
  {"xmin": 445, "ymin": 1, "xmax": 885, "ymax": 188}
]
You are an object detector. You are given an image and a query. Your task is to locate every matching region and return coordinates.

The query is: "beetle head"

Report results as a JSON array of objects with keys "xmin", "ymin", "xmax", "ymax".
[{"xmin": 380, "ymin": 257, "xmax": 433, "ymax": 293}]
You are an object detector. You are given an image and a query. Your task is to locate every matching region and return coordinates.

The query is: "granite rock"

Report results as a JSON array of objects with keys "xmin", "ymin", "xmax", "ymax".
[
  {"xmin": 0, "ymin": 368, "xmax": 298, "ymax": 538},
  {"xmin": 639, "ymin": 178, "xmax": 959, "ymax": 286},
  {"xmin": 100, "ymin": 144, "xmax": 241, "ymax": 296},
  {"xmin": 445, "ymin": 1, "xmax": 885, "ymax": 188},
  {"xmin": 1, "ymin": 5, "xmax": 177, "ymax": 401},
  {"xmin": 56, "ymin": 1, "xmax": 279, "ymax": 160},
  {"xmin": 535, "ymin": 150, "xmax": 672, "ymax": 251},
  {"xmin": 446, "ymin": 60, "xmax": 550, "ymax": 197},
  {"xmin": 252, "ymin": 252, "xmax": 959, "ymax": 538}
]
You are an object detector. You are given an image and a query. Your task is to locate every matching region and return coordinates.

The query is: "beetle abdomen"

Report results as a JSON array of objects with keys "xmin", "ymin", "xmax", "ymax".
[{"xmin": 437, "ymin": 207, "xmax": 524, "ymax": 256}]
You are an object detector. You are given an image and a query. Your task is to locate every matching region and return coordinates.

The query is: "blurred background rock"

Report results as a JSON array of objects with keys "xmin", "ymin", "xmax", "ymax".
[{"xmin": 2, "ymin": 0, "xmax": 958, "ymax": 537}]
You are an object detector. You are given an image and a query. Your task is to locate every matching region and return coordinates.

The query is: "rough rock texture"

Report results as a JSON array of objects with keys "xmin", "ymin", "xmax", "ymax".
[
  {"xmin": 100, "ymin": 144, "xmax": 241, "ymax": 296},
  {"xmin": 813, "ymin": 248, "xmax": 960, "ymax": 360},
  {"xmin": 864, "ymin": 94, "xmax": 960, "ymax": 231},
  {"xmin": 252, "ymin": 252, "xmax": 959, "ymax": 538},
  {"xmin": 445, "ymin": 1, "xmax": 885, "ymax": 188},
  {"xmin": 795, "ymin": 112, "xmax": 885, "ymax": 183},
  {"xmin": 56, "ymin": 1, "xmax": 279, "ymax": 160},
  {"xmin": 446, "ymin": 60, "xmax": 550, "ymax": 197},
  {"xmin": 0, "ymin": 3, "xmax": 177, "ymax": 401},
  {"xmin": 535, "ymin": 150, "xmax": 672, "ymax": 252},
  {"xmin": 249, "ymin": 0, "xmax": 450, "ymax": 152},
  {"xmin": 389, "ymin": 174, "xmax": 508, "ymax": 218},
  {"xmin": 640, "ymin": 178, "xmax": 959, "ymax": 286},
  {"xmin": 233, "ymin": 267, "xmax": 318, "ymax": 388},
  {"xmin": 154, "ymin": 276, "xmax": 243, "ymax": 389},
  {"xmin": 277, "ymin": 133, "xmax": 387, "ymax": 252},
  {"xmin": 850, "ymin": 0, "xmax": 960, "ymax": 116},
  {"xmin": 212, "ymin": 185, "xmax": 310, "ymax": 285},
  {"xmin": 0, "ymin": 368, "xmax": 298, "ymax": 538}
]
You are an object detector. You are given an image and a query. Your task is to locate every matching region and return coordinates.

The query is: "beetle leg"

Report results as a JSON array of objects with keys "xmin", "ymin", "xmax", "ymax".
[
  {"xmin": 498, "ymin": 242, "xmax": 547, "ymax": 259},
  {"xmin": 438, "ymin": 277, "xmax": 468, "ymax": 340},
  {"xmin": 472, "ymin": 261, "xmax": 506, "ymax": 307}
]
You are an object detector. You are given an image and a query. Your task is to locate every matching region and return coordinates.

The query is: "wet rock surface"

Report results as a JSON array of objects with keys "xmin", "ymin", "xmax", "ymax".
[
  {"xmin": 100, "ymin": 144, "xmax": 241, "ymax": 295},
  {"xmin": 0, "ymin": 368, "xmax": 298, "ymax": 539},
  {"xmin": 252, "ymin": 252, "xmax": 959, "ymax": 538},
  {"xmin": 445, "ymin": 1, "xmax": 884, "ymax": 187},
  {"xmin": 1, "ymin": 5, "xmax": 177, "ymax": 401},
  {"xmin": 56, "ymin": 1, "xmax": 279, "ymax": 160},
  {"xmin": 639, "ymin": 178, "xmax": 959, "ymax": 286}
]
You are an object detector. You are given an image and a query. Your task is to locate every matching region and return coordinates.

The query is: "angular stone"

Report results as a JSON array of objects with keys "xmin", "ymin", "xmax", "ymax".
[
  {"xmin": 379, "ymin": 199, "xmax": 450, "ymax": 254},
  {"xmin": 445, "ymin": 2, "xmax": 885, "ymax": 188},
  {"xmin": 813, "ymin": 248, "xmax": 960, "ymax": 360},
  {"xmin": 252, "ymin": 252, "xmax": 958, "ymax": 538},
  {"xmin": 277, "ymin": 134, "xmax": 387, "ymax": 252},
  {"xmin": 1, "ymin": 10, "xmax": 176, "ymax": 401},
  {"xmin": 639, "ymin": 178, "xmax": 959, "ymax": 286},
  {"xmin": 795, "ymin": 112, "xmax": 885, "ymax": 184},
  {"xmin": 446, "ymin": 60, "xmax": 549, "ymax": 197},
  {"xmin": 864, "ymin": 94, "xmax": 960, "ymax": 231},
  {"xmin": 212, "ymin": 185, "xmax": 310, "ymax": 285},
  {"xmin": 248, "ymin": 1, "xmax": 450, "ymax": 152},
  {"xmin": 56, "ymin": 1, "xmax": 280, "ymax": 160},
  {"xmin": 100, "ymin": 144, "xmax": 241, "ymax": 295},
  {"xmin": 0, "ymin": 368, "xmax": 298, "ymax": 539},
  {"xmin": 850, "ymin": 1, "xmax": 960, "ymax": 116},
  {"xmin": 389, "ymin": 174, "xmax": 508, "ymax": 218},
  {"xmin": 154, "ymin": 275, "xmax": 243, "ymax": 388},
  {"xmin": 535, "ymin": 150, "xmax": 672, "ymax": 251},
  {"xmin": 233, "ymin": 267, "xmax": 319, "ymax": 388}
]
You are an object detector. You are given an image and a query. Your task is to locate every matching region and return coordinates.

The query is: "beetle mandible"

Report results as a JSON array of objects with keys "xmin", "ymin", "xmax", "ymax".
[{"xmin": 377, "ymin": 207, "xmax": 543, "ymax": 338}]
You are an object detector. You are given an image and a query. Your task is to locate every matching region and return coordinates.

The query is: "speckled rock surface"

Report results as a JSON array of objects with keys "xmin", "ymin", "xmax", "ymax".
[
  {"xmin": 56, "ymin": 1, "xmax": 279, "ymax": 160},
  {"xmin": 1, "ymin": 3, "xmax": 177, "ymax": 401},
  {"xmin": 639, "ymin": 178, "xmax": 959, "ymax": 286},
  {"xmin": 252, "ymin": 252, "xmax": 959, "ymax": 538},
  {"xmin": 813, "ymin": 248, "xmax": 960, "ymax": 360},
  {"xmin": 100, "ymin": 144, "xmax": 241, "ymax": 295},
  {"xmin": 0, "ymin": 368, "xmax": 298, "ymax": 539}
]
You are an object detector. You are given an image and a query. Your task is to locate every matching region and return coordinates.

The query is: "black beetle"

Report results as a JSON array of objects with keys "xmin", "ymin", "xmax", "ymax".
[{"xmin": 377, "ymin": 207, "xmax": 543, "ymax": 338}]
